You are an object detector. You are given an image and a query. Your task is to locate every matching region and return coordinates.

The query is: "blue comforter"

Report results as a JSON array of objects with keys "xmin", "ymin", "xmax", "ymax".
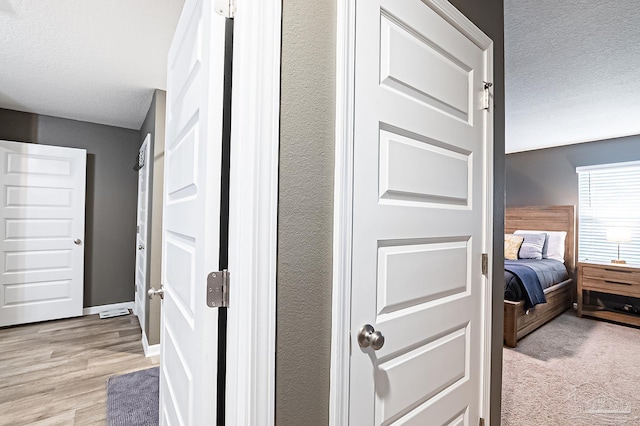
[{"xmin": 504, "ymin": 260, "xmax": 547, "ymax": 308}]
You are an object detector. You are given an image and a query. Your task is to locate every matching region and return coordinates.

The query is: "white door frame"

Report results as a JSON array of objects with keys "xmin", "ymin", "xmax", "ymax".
[
  {"xmin": 329, "ymin": 0, "xmax": 494, "ymax": 423},
  {"xmin": 224, "ymin": 1, "xmax": 281, "ymax": 424}
]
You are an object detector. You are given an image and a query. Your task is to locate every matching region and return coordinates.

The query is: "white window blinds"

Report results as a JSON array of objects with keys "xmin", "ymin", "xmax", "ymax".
[{"xmin": 577, "ymin": 162, "xmax": 640, "ymax": 265}]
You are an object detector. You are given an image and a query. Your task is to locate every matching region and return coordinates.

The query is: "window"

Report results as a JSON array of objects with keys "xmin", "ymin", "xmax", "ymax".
[{"xmin": 577, "ymin": 161, "xmax": 640, "ymax": 264}]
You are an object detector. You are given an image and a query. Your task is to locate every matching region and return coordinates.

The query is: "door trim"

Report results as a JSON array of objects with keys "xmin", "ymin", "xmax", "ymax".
[
  {"xmin": 329, "ymin": 0, "xmax": 494, "ymax": 423},
  {"xmin": 482, "ymin": 38, "xmax": 495, "ymax": 425},
  {"xmin": 225, "ymin": 1, "xmax": 281, "ymax": 424},
  {"xmin": 329, "ymin": 1, "xmax": 356, "ymax": 424}
]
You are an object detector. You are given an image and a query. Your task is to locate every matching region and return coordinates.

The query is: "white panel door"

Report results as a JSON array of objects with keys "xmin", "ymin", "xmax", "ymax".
[
  {"xmin": 0, "ymin": 140, "xmax": 86, "ymax": 327},
  {"xmin": 349, "ymin": 0, "xmax": 492, "ymax": 424},
  {"xmin": 134, "ymin": 134, "xmax": 151, "ymax": 330},
  {"xmin": 159, "ymin": 0, "xmax": 228, "ymax": 423}
]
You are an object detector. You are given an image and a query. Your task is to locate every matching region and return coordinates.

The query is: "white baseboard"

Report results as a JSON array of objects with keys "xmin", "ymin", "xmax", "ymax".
[
  {"xmin": 142, "ymin": 331, "xmax": 160, "ymax": 357},
  {"xmin": 83, "ymin": 301, "xmax": 135, "ymax": 316}
]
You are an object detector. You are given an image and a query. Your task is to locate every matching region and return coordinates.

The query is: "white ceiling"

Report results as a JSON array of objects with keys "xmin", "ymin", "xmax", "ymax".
[
  {"xmin": 505, "ymin": 0, "xmax": 640, "ymax": 153},
  {"xmin": 4, "ymin": 1, "xmax": 637, "ymax": 145},
  {"xmin": 0, "ymin": 0, "xmax": 184, "ymax": 130}
]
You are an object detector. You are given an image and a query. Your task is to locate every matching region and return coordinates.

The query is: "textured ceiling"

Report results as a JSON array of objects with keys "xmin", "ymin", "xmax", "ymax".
[
  {"xmin": 505, "ymin": 0, "xmax": 640, "ymax": 153},
  {"xmin": 0, "ymin": 0, "xmax": 184, "ymax": 130},
  {"xmin": 4, "ymin": 1, "xmax": 637, "ymax": 144}
]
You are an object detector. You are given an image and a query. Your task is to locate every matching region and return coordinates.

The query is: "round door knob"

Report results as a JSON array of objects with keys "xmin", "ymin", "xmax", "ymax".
[
  {"xmin": 148, "ymin": 287, "xmax": 164, "ymax": 300},
  {"xmin": 357, "ymin": 324, "xmax": 385, "ymax": 350},
  {"xmin": 138, "ymin": 244, "xmax": 145, "ymax": 250},
  {"xmin": 74, "ymin": 239, "xmax": 82, "ymax": 245}
]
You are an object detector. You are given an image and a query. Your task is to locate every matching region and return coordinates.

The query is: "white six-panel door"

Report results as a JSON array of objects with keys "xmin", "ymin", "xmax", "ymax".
[
  {"xmin": 134, "ymin": 134, "xmax": 151, "ymax": 331},
  {"xmin": 159, "ymin": 0, "xmax": 228, "ymax": 423},
  {"xmin": 0, "ymin": 140, "xmax": 86, "ymax": 327},
  {"xmin": 349, "ymin": 0, "xmax": 492, "ymax": 424}
]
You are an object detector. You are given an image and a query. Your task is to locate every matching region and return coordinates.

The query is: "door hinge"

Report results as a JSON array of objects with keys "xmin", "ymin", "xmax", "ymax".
[
  {"xmin": 138, "ymin": 150, "xmax": 145, "ymax": 168},
  {"xmin": 482, "ymin": 253, "xmax": 488, "ymax": 276},
  {"xmin": 214, "ymin": 0, "xmax": 235, "ymax": 18},
  {"xmin": 207, "ymin": 270, "xmax": 230, "ymax": 308},
  {"xmin": 483, "ymin": 81, "xmax": 493, "ymax": 111},
  {"xmin": 479, "ymin": 417, "xmax": 485, "ymax": 426}
]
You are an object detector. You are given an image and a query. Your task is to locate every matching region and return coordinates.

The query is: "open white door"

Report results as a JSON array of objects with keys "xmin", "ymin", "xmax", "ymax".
[
  {"xmin": 134, "ymin": 134, "xmax": 151, "ymax": 331},
  {"xmin": 337, "ymin": 0, "xmax": 494, "ymax": 424},
  {"xmin": 0, "ymin": 140, "xmax": 86, "ymax": 327},
  {"xmin": 157, "ymin": 0, "xmax": 230, "ymax": 424}
]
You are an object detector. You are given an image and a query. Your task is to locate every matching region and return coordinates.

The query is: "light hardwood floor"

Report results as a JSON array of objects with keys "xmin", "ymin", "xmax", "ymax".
[{"xmin": 0, "ymin": 313, "xmax": 159, "ymax": 425}]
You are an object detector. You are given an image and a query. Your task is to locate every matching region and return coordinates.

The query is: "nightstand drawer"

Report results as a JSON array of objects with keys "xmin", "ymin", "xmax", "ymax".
[
  {"xmin": 581, "ymin": 277, "xmax": 640, "ymax": 298},
  {"xmin": 582, "ymin": 266, "xmax": 640, "ymax": 285},
  {"xmin": 578, "ymin": 261, "xmax": 640, "ymax": 326}
]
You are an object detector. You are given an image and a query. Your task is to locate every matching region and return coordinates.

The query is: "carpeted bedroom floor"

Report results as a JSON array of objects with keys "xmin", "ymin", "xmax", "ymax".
[{"xmin": 502, "ymin": 311, "xmax": 640, "ymax": 425}]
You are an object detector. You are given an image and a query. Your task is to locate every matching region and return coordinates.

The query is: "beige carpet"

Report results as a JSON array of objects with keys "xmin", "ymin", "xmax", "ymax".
[{"xmin": 502, "ymin": 311, "xmax": 640, "ymax": 425}]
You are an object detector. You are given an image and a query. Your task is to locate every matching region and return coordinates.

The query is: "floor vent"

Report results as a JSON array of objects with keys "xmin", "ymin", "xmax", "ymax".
[{"xmin": 99, "ymin": 308, "xmax": 131, "ymax": 319}]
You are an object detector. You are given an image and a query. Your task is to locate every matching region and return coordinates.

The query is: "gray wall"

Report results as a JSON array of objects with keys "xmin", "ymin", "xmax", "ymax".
[
  {"xmin": 277, "ymin": 0, "xmax": 336, "ymax": 423},
  {"xmin": 0, "ymin": 108, "xmax": 141, "ymax": 307},
  {"xmin": 139, "ymin": 89, "xmax": 167, "ymax": 346},
  {"xmin": 506, "ymin": 134, "xmax": 640, "ymax": 207},
  {"xmin": 277, "ymin": 1, "xmax": 505, "ymax": 425}
]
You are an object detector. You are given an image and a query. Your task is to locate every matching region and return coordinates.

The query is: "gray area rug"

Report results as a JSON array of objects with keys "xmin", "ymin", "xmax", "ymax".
[
  {"xmin": 502, "ymin": 312, "xmax": 640, "ymax": 425},
  {"xmin": 107, "ymin": 367, "xmax": 159, "ymax": 426}
]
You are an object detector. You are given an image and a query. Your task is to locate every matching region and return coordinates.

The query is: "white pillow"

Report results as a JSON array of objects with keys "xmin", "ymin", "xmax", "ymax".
[{"xmin": 514, "ymin": 230, "xmax": 567, "ymax": 263}]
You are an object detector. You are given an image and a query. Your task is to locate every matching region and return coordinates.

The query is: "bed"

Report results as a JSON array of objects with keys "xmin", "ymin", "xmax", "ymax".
[{"xmin": 504, "ymin": 205, "xmax": 576, "ymax": 347}]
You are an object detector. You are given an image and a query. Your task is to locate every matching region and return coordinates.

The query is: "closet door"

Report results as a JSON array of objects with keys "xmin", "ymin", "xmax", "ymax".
[
  {"xmin": 346, "ymin": 0, "xmax": 493, "ymax": 424},
  {"xmin": 0, "ymin": 140, "xmax": 86, "ymax": 327},
  {"xmin": 157, "ymin": 0, "xmax": 230, "ymax": 423},
  {"xmin": 134, "ymin": 134, "xmax": 151, "ymax": 330}
]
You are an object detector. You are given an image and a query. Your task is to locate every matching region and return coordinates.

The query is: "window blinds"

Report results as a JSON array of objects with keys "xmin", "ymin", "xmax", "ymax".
[{"xmin": 577, "ymin": 162, "xmax": 640, "ymax": 265}]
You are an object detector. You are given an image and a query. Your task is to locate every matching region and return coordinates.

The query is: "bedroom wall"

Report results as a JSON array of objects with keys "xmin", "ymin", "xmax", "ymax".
[
  {"xmin": 0, "ymin": 108, "xmax": 141, "ymax": 308},
  {"xmin": 138, "ymin": 89, "xmax": 167, "ymax": 346},
  {"xmin": 277, "ymin": 1, "xmax": 505, "ymax": 425},
  {"xmin": 506, "ymin": 134, "xmax": 640, "ymax": 207}
]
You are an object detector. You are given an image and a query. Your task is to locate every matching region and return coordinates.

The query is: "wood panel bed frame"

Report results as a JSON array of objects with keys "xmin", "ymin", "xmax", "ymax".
[{"xmin": 504, "ymin": 205, "xmax": 576, "ymax": 347}]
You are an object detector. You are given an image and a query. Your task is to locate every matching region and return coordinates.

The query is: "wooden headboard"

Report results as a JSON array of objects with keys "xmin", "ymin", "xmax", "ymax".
[{"xmin": 505, "ymin": 205, "xmax": 576, "ymax": 277}]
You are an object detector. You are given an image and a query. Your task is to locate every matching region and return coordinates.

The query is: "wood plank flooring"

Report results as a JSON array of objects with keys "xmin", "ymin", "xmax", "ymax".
[{"xmin": 0, "ymin": 313, "xmax": 158, "ymax": 425}]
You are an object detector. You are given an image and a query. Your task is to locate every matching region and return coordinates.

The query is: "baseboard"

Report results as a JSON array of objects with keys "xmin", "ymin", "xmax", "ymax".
[
  {"xmin": 142, "ymin": 331, "xmax": 160, "ymax": 357},
  {"xmin": 83, "ymin": 301, "xmax": 135, "ymax": 316}
]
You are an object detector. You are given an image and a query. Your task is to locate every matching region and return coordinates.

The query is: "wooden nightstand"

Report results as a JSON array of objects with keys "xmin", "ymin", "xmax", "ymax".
[{"xmin": 577, "ymin": 261, "xmax": 640, "ymax": 327}]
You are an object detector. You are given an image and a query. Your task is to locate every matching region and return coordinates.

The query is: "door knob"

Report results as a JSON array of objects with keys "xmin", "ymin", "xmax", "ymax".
[
  {"xmin": 74, "ymin": 239, "xmax": 82, "ymax": 245},
  {"xmin": 138, "ymin": 244, "xmax": 145, "ymax": 250},
  {"xmin": 357, "ymin": 324, "xmax": 385, "ymax": 350},
  {"xmin": 148, "ymin": 286, "xmax": 164, "ymax": 300}
]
